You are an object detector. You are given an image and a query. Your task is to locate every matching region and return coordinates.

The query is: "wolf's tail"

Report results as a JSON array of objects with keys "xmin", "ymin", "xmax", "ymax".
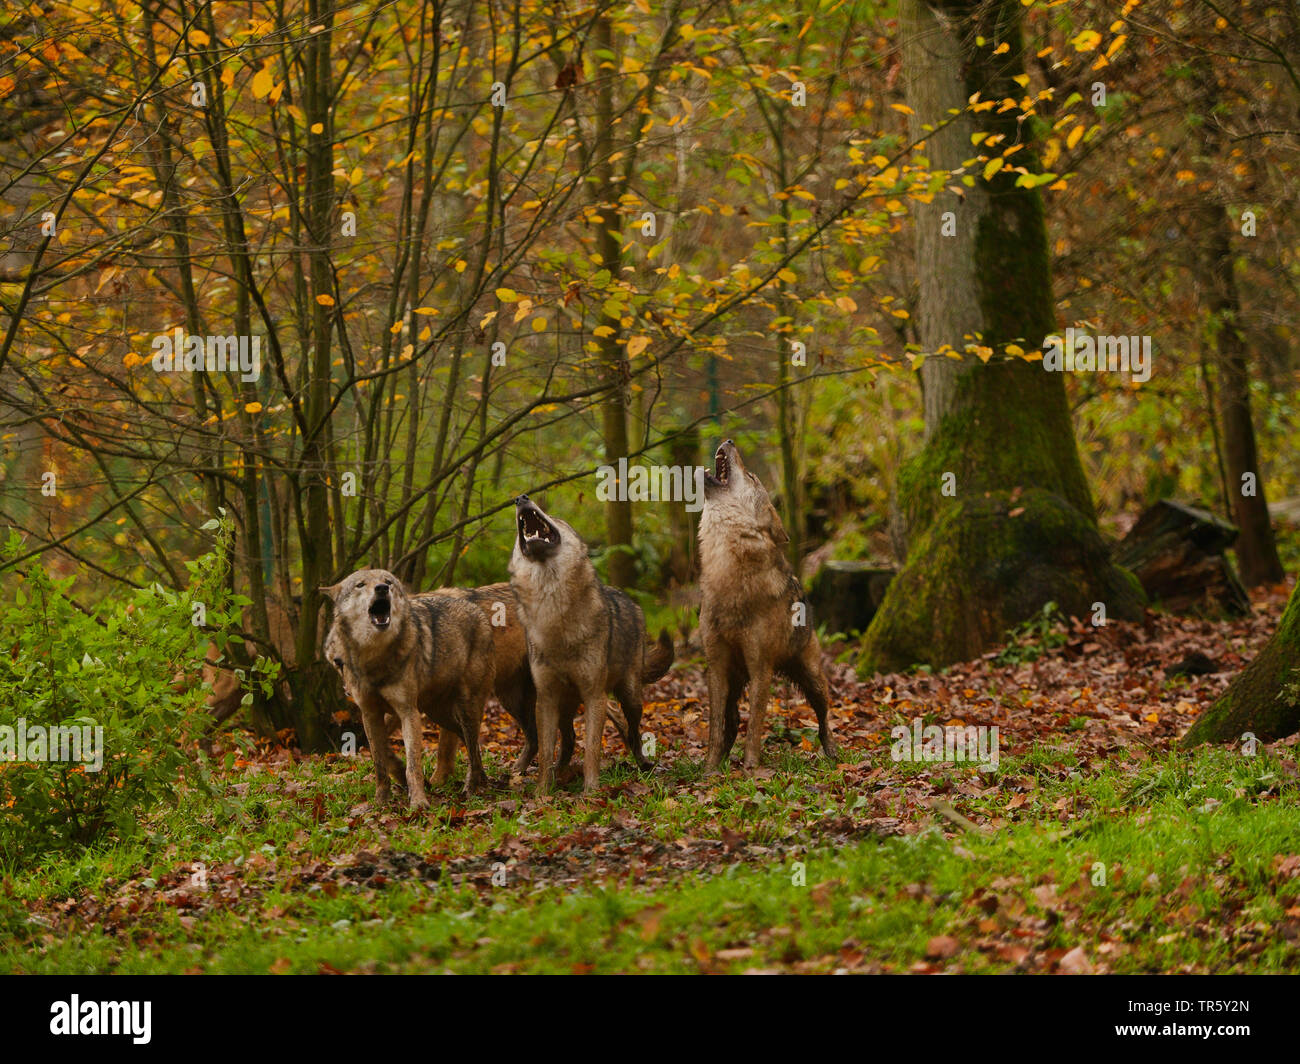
[{"xmin": 643, "ymin": 629, "xmax": 674, "ymax": 683}]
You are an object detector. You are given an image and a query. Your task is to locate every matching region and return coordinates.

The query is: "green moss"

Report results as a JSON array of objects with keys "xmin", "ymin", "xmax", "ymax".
[
  {"xmin": 1184, "ymin": 582, "xmax": 1300, "ymax": 745},
  {"xmin": 862, "ymin": 488, "xmax": 1144, "ymax": 674}
]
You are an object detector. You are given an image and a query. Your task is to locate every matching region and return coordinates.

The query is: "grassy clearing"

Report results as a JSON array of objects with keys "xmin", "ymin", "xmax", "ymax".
[{"xmin": 5, "ymin": 737, "xmax": 1298, "ymax": 974}]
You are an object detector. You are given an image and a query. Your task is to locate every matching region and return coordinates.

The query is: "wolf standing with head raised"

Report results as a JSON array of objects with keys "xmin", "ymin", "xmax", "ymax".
[
  {"xmin": 509, "ymin": 496, "xmax": 673, "ymax": 792},
  {"xmin": 698, "ymin": 439, "xmax": 838, "ymax": 772},
  {"xmin": 321, "ymin": 569, "xmax": 495, "ymax": 808}
]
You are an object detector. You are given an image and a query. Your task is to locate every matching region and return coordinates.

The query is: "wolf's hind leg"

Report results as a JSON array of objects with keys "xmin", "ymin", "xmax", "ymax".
[
  {"xmin": 431, "ymin": 727, "xmax": 459, "ymax": 787},
  {"xmin": 788, "ymin": 642, "xmax": 838, "ymax": 761},
  {"xmin": 613, "ymin": 677, "xmax": 649, "ymax": 770}
]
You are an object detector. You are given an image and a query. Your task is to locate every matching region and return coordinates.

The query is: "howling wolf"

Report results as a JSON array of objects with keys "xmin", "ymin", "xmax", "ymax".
[
  {"xmin": 698, "ymin": 439, "xmax": 838, "ymax": 771},
  {"xmin": 508, "ymin": 496, "xmax": 673, "ymax": 792},
  {"xmin": 320, "ymin": 569, "xmax": 495, "ymax": 808}
]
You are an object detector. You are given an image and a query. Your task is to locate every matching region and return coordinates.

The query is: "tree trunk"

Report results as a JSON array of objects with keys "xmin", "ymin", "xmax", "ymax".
[
  {"xmin": 593, "ymin": 14, "xmax": 636, "ymax": 588},
  {"xmin": 290, "ymin": 0, "xmax": 340, "ymax": 753},
  {"xmin": 863, "ymin": 0, "xmax": 1144, "ymax": 673},
  {"xmin": 1186, "ymin": 55, "xmax": 1284, "ymax": 588},
  {"xmin": 1183, "ymin": 579, "xmax": 1300, "ymax": 745},
  {"xmin": 1194, "ymin": 201, "xmax": 1285, "ymax": 587}
]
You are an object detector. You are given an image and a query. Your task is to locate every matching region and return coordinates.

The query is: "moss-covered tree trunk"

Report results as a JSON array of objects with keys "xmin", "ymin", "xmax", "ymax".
[
  {"xmin": 862, "ymin": 0, "xmax": 1143, "ymax": 673},
  {"xmin": 1184, "ymin": 579, "xmax": 1300, "ymax": 745}
]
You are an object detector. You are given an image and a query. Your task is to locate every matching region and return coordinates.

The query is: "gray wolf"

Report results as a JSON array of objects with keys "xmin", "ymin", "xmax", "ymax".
[
  {"xmin": 508, "ymin": 496, "xmax": 673, "ymax": 792},
  {"xmin": 698, "ymin": 439, "xmax": 838, "ymax": 771},
  {"xmin": 320, "ymin": 568, "xmax": 495, "ymax": 808},
  {"xmin": 433, "ymin": 582, "xmax": 631, "ymax": 777}
]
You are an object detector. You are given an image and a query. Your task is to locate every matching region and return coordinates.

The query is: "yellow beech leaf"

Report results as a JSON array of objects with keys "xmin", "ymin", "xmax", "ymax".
[
  {"xmin": 1066, "ymin": 124, "xmax": 1084, "ymax": 150},
  {"xmin": 413, "ymin": 306, "xmax": 439, "ymax": 316},
  {"xmin": 251, "ymin": 66, "xmax": 274, "ymax": 99},
  {"xmin": 244, "ymin": 401, "xmax": 262, "ymax": 414},
  {"xmin": 626, "ymin": 336, "xmax": 650, "ymax": 357},
  {"xmin": 835, "ymin": 295, "xmax": 857, "ymax": 313},
  {"xmin": 315, "ymin": 293, "xmax": 335, "ymax": 306},
  {"xmin": 495, "ymin": 288, "xmax": 519, "ymax": 303}
]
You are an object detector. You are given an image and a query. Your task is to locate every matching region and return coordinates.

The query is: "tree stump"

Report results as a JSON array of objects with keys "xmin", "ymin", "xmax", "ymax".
[
  {"xmin": 807, "ymin": 561, "xmax": 895, "ymax": 635},
  {"xmin": 1114, "ymin": 499, "xmax": 1250, "ymax": 617}
]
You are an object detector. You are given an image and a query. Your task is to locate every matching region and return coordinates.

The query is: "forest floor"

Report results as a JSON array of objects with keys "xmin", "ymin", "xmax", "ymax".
[{"xmin": 5, "ymin": 585, "xmax": 1300, "ymax": 974}]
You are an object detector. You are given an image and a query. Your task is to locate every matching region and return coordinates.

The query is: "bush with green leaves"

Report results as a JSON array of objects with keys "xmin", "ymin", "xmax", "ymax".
[{"xmin": 0, "ymin": 522, "xmax": 237, "ymax": 869}]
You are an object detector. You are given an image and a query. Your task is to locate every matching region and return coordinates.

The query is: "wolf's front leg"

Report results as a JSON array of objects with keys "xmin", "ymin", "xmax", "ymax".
[
  {"xmin": 394, "ymin": 701, "xmax": 429, "ymax": 810},
  {"xmin": 359, "ymin": 696, "xmax": 398, "ymax": 804},
  {"xmin": 534, "ymin": 688, "xmax": 559, "ymax": 794},
  {"xmin": 581, "ymin": 690, "xmax": 607, "ymax": 791},
  {"xmin": 741, "ymin": 664, "xmax": 773, "ymax": 771},
  {"xmin": 704, "ymin": 650, "xmax": 733, "ymax": 772}
]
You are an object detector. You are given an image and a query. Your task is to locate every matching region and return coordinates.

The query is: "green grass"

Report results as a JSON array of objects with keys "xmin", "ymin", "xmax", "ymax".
[{"xmin": 4, "ymin": 739, "xmax": 1298, "ymax": 973}]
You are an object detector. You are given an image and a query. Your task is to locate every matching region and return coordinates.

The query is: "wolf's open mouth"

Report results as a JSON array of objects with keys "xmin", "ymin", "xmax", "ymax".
[
  {"xmin": 517, "ymin": 503, "xmax": 560, "ymax": 556},
  {"xmin": 368, "ymin": 598, "xmax": 391, "ymax": 629},
  {"xmin": 714, "ymin": 447, "xmax": 730, "ymax": 485}
]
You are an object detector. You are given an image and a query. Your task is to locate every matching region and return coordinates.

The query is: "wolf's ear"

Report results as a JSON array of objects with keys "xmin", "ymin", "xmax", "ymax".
[
  {"xmin": 764, "ymin": 503, "xmax": 790, "ymax": 546},
  {"xmin": 318, "ymin": 582, "xmax": 342, "ymax": 603}
]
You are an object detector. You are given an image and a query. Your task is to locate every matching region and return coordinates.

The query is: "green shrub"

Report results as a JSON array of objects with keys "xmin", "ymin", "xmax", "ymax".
[{"xmin": 0, "ymin": 523, "xmax": 235, "ymax": 869}]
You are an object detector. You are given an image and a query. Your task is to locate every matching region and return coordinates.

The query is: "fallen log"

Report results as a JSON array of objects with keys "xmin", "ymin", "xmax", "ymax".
[{"xmin": 1114, "ymin": 499, "xmax": 1250, "ymax": 617}]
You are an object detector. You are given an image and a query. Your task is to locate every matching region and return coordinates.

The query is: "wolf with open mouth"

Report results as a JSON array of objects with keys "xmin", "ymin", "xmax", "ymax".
[
  {"xmin": 320, "ymin": 568, "xmax": 495, "ymax": 808},
  {"xmin": 698, "ymin": 439, "xmax": 838, "ymax": 771},
  {"xmin": 508, "ymin": 495, "xmax": 674, "ymax": 792}
]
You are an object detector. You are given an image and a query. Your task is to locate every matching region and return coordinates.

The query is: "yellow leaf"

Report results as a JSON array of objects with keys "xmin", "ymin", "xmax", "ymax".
[
  {"xmin": 1066, "ymin": 124, "xmax": 1084, "ymax": 150},
  {"xmin": 316, "ymin": 293, "xmax": 335, "ymax": 306},
  {"xmin": 310, "ymin": 123, "xmax": 324, "ymax": 135},
  {"xmin": 835, "ymin": 296, "xmax": 857, "ymax": 313},
  {"xmin": 890, "ymin": 103, "xmax": 914, "ymax": 115},
  {"xmin": 1071, "ymin": 29, "xmax": 1102, "ymax": 53},
  {"xmin": 983, "ymin": 157, "xmax": 1004, "ymax": 181},
  {"xmin": 496, "ymin": 288, "xmax": 518, "ymax": 303},
  {"xmin": 531, "ymin": 317, "xmax": 547, "ymax": 332},
  {"xmin": 244, "ymin": 401, "xmax": 263, "ymax": 414},
  {"xmin": 626, "ymin": 336, "xmax": 650, "ymax": 357},
  {"xmin": 453, "ymin": 260, "xmax": 467, "ymax": 273},
  {"xmin": 251, "ymin": 66, "xmax": 274, "ymax": 99},
  {"xmin": 413, "ymin": 306, "xmax": 439, "ymax": 316},
  {"xmin": 777, "ymin": 268, "xmax": 797, "ymax": 283},
  {"xmin": 189, "ymin": 29, "xmax": 210, "ymax": 47}
]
